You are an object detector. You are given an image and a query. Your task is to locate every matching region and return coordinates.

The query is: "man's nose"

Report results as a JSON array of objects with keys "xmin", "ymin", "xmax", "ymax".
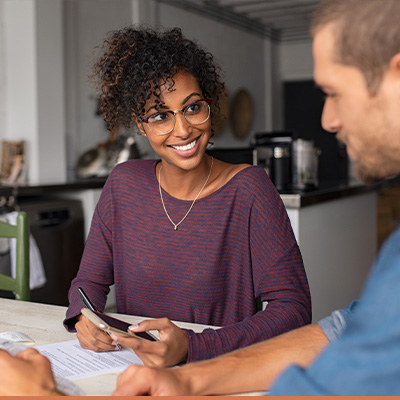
[{"xmin": 321, "ymin": 98, "xmax": 341, "ymax": 133}]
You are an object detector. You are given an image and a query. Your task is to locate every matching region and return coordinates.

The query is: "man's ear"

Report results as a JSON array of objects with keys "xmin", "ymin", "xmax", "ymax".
[
  {"xmin": 132, "ymin": 114, "xmax": 147, "ymax": 137},
  {"xmin": 388, "ymin": 54, "xmax": 400, "ymax": 98},
  {"xmin": 389, "ymin": 53, "xmax": 400, "ymax": 74}
]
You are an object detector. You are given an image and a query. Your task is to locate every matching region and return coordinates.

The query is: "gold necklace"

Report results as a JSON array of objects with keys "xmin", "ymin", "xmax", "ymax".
[{"xmin": 158, "ymin": 157, "xmax": 213, "ymax": 230}]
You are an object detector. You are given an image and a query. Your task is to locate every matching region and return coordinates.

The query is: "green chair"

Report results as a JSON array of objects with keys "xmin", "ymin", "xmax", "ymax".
[{"xmin": 0, "ymin": 211, "xmax": 30, "ymax": 300}]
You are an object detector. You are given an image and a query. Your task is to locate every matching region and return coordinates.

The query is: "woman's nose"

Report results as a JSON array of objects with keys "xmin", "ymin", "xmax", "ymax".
[
  {"xmin": 172, "ymin": 112, "xmax": 192, "ymax": 137},
  {"xmin": 321, "ymin": 98, "xmax": 341, "ymax": 133}
]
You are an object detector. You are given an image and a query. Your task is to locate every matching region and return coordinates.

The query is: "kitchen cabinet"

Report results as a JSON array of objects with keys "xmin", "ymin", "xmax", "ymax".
[
  {"xmin": 377, "ymin": 184, "xmax": 400, "ymax": 249},
  {"xmin": 282, "ymin": 186, "xmax": 377, "ymax": 322}
]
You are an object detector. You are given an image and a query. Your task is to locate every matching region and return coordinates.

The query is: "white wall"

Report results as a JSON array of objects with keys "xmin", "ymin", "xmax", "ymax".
[
  {"xmin": 2, "ymin": 0, "xmax": 38, "ymax": 178},
  {"xmin": 36, "ymin": 0, "xmax": 66, "ymax": 182},
  {"xmin": 1, "ymin": 0, "xmax": 66, "ymax": 183},
  {"xmin": 64, "ymin": 0, "xmax": 134, "ymax": 177},
  {"xmin": 279, "ymin": 39, "xmax": 313, "ymax": 81},
  {"xmin": 0, "ymin": 1, "xmax": 5, "ymax": 138}
]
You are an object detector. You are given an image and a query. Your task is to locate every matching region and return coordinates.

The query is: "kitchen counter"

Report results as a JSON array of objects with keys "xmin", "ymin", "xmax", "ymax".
[
  {"xmin": 280, "ymin": 180, "xmax": 379, "ymax": 208},
  {"xmin": 0, "ymin": 177, "xmax": 379, "ymax": 208},
  {"xmin": 0, "ymin": 177, "xmax": 107, "ymax": 199}
]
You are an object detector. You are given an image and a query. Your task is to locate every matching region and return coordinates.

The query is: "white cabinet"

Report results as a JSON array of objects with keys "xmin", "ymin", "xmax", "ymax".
[{"xmin": 284, "ymin": 192, "xmax": 377, "ymax": 322}]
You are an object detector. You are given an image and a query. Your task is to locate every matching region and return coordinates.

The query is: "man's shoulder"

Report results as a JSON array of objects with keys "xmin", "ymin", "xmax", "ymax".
[{"xmin": 374, "ymin": 225, "xmax": 400, "ymax": 272}]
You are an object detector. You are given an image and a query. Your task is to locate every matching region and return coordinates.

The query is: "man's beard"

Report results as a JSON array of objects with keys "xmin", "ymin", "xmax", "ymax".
[
  {"xmin": 354, "ymin": 159, "xmax": 397, "ymax": 185},
  {"xmin": 356, "ymin": 167, "xmax": 381, "ymax": 185}
]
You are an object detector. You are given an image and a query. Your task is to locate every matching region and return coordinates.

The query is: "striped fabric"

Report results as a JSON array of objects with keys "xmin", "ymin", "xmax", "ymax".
[{"xmin": 64, "ymin": 159, "xmax": 311, "ymax": 362}]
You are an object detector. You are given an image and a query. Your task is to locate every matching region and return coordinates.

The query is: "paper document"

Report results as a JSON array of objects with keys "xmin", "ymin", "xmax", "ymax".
[
  {"xmin": 0, "ymin": 338, "xmax": 86, "ymax": 396},
  {"xmin": 36, "ymin": 339, "xmax": 143, "ymax": 380},
  {"xmin": 0, "ymin": 331, "xmax": 35, "ymax": 343}
]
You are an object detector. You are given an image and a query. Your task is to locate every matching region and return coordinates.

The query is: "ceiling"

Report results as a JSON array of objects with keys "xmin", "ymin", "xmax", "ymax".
[{"xmin": 158, "ymin": 0, "xmax": 321, "ymax": 41}]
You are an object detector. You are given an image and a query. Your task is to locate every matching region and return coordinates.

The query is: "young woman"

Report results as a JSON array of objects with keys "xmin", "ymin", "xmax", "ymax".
[{"xmin": 64, "ymin": 26, "xmax": 311, "ymax": 367}]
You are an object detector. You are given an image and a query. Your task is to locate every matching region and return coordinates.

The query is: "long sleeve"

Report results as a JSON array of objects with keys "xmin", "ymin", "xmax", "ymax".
[
  {"xmin": 185, "ymin": 172, "xmax": 311, "ymax": 361},
  {"xmin": 63, "ymin": 194, "xmax": 114, "ymax": 331},
  {"xmin": 186, "ymin": 250, "xmax": 312, "ymax": 359}
]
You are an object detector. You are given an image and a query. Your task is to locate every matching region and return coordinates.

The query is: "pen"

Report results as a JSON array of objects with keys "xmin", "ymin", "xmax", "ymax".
[
  {"xmin": 78, "ymin": 287, "xmax": 98, "ymax": 312},
  {"xmin": 77, "ymin": 287, "xmax": 121, "ymax": 350}
]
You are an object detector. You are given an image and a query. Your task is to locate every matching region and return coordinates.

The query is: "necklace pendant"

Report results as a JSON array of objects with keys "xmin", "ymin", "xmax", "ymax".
[{"xmin": 159, "ymin": 157, "xmax": 214, "ymax": 232}]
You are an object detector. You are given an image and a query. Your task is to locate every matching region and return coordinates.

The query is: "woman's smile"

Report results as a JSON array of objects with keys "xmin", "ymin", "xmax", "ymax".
[
  {"xmin": 168, "ymin": 136, "xmax": 202, "ymax": 158},
  {"xmin": 170, "ymin": 137, "xmax": 198, "ymax": 151}
]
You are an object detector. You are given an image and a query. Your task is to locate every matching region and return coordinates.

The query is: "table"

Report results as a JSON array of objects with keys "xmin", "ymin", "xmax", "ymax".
[{"xmin": 0, "ymin": 297, "xmax": 220, "ymax": 396}]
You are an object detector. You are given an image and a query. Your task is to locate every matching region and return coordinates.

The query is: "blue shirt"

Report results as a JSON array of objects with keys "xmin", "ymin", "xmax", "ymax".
[{"xmin": 269, "ymin": 225, "xmax": 400, "ymax": 395}]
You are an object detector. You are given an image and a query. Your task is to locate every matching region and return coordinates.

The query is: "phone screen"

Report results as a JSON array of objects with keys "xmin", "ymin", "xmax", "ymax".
[{"xmin": 93, "ymin": 310, "xmax": 157, "ymax": 341}]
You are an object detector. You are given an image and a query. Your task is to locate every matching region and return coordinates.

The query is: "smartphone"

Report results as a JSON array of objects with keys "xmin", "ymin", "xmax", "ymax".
[{"xmin": 81, "ymin": 308, "xmax": 158, "ymax": 342}]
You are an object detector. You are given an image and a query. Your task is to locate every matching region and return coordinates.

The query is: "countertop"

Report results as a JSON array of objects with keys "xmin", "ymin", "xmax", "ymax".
[
  {"xmin": 1, "ymin": 177, "xmax": 107, "ymax": 197},
  {"xmin": 0, "ymin": 177, "xmax": 382, "ymax": 209},
  {"xmin": 280, "ymin": 180, "xmax": 379, "ymax": 208}
]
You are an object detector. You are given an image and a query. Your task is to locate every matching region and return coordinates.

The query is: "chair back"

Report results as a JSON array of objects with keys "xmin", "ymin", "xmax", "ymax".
[{"xmin": 0, "ymin": 211, "xmax": 30, "ymax": 300}]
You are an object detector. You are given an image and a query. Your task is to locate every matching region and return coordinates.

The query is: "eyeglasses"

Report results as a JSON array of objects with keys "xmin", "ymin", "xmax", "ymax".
[{"xmin": 140, "ymin": 98, "xmax": 212, "ymax": 136}]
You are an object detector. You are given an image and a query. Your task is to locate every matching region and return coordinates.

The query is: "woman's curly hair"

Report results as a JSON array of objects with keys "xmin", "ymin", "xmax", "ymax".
[{"xmin": 91, "ymin": 26, "xmax": 225, "ymax": 135}]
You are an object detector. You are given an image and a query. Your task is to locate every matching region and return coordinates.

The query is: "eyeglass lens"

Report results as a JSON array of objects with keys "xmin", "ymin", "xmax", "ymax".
[{"xmin": 146, "ymin": 99, "xmax": 210, "ymax": 135}]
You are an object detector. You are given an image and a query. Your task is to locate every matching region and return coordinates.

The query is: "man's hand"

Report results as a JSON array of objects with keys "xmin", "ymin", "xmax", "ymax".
[
  {"xmin": 113, "ymin": 364, "xmax": 190, "ymax": 396},
  {"xmin": 115, "ymin": 323, "xmax": 329, "ymax": 396},
  {"xmin": 0, "ymin": 348, "xmax": 57, "ymax": 396},
  {"xmin": 111, "ymin": 317, "xmax": 188, "ymax": 367}
]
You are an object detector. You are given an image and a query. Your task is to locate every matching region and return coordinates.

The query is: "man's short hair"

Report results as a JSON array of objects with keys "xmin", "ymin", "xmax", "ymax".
[{"xmin": 311, "ymin": 0, "xmax": 400, "ymax": 94}]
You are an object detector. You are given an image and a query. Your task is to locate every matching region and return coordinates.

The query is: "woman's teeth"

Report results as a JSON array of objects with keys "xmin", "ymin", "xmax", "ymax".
[{"xmin": 172, "ymin": 139, "xmax": 197, "ymax": 151}]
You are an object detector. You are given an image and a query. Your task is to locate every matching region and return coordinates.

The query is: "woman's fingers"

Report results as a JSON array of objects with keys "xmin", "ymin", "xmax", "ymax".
[
  {"xmin": 129, "ymin": 317, "xmax": 170, "ymax": 333},
  {"xmin": 111, "ymin": 318, "xmax": 188, "ymax": 367},
  {"xmin": 76, "ymin": 314, "xmax": 119, "ymax": 352}
]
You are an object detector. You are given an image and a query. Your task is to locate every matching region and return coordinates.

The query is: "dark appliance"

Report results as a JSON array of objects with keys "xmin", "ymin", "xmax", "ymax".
[
  {"xmin": 206, "ymin": 147, "xmax": 257, "ymax": 165},
  {"xmin": 252, "ymin": 131, "xmax": 294, "ymax": 192},
  {"xmin": 284, "ymin": 80, "xmax": 348, "ymax": 185},
  {"xmin": 19, "ymin": 198, "xmax": 84, "ymax": 306}
]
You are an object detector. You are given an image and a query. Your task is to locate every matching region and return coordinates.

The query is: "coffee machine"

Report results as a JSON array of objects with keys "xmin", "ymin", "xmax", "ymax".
[
  {"xmin": 253, "ymin": 132, "xmax": 319, "ymax": 192},
  {"xmin": 252, "ymin": 132, "xmax": 293, "ymax": 192},
  {"xmin": 291, "ymin": 138, "xmax": 320, "ymax": 190}
]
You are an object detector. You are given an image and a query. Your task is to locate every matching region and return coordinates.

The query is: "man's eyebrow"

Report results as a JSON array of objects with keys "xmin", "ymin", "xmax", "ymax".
[{"xmin": 314, "ymin": 82, "xmax": 332, "ymax": 93}]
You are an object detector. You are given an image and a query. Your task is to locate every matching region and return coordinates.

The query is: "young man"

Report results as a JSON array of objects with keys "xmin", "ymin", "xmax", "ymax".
[{"xmin": 1, "ymin": 0, "xmax": 400, "ymax": 395}]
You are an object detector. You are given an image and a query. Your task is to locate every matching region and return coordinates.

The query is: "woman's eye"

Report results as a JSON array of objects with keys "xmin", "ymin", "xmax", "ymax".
[
  {"xmin": 149, "ymin": 112, "xmax": 168, "ymax": 123},
  {"xmin": 186, "ymin": 103, "xmax": 201, "ymax": 114}
]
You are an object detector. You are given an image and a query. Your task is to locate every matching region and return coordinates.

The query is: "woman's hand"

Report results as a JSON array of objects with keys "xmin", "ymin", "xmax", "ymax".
[
  {"xmin": 75, "ymin": 313, "xmax": 119, "ymax": 352},
  {"xmin": 111, "ymin": 317, "xmax": 188, "ymax": 367},
  {"xmin": 113, "ymin": 364, "xmax": 191, "ymax": 396},
  {"xmin": 0, "ymin": 348, "xmax": 56, "ymax": 396}
]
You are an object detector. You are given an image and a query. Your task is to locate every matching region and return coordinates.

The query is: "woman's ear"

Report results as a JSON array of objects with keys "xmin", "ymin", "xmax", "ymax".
[{"xmin": 132, "ymin": 114, "xmax": 147, "ymax": 137}]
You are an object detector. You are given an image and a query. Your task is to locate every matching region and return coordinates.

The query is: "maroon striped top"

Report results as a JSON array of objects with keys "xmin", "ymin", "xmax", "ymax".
[{"xmin": 64, "ymin": 159, "xmax": 311, "ymax": 362}]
